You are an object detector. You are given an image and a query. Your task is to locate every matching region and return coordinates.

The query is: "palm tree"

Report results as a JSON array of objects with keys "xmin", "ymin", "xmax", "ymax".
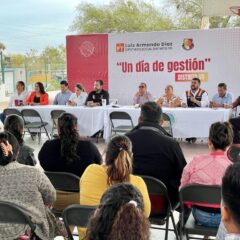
[{"xmin": 0, "ymin": 42, "xmax": 6, "ymax": 51}]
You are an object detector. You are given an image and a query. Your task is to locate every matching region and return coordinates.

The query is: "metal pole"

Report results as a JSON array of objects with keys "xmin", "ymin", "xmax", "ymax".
[{"xmin": 0, "ymin": 51, "xmax": 4, "ymax": 84}]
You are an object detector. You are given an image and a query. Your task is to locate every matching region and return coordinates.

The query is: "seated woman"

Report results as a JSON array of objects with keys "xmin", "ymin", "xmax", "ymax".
[
  {"xmin": 67, "ymin": 83, "xmax": 88, "ymax": 106},
  {"xmin": 4, "ymin": 114, "xmax": 36, "ymax": 166},
  {"xmin": 25, "ymin": 81, "xmax": 49, "ymax": 105},
  {"xmin": 86, "ymin": 183, "xmax": 150, "ymax": 240},
  {"xmin": 180, "ymin": 122, "xmax": 233, "ymax": 228},
  {"xmin": 156, "ymin": 85, "xmax": 181, "ymax": 107},
  {"xmin": 0, "ymin": 131, "xmax": 64, "ymax": 239},
  {"xmin": 80, "ymin": 135, "xmax": 151, "ymax": 215},
  {"xmin": 39, "ymin": 113, "xmax": 102, "ymax": 210}
]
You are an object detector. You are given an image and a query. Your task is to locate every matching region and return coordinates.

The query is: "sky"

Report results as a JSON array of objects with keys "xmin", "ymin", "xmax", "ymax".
[{"xmin": 0, "ymin": 0, "xmax": 114, "ymax": 54}]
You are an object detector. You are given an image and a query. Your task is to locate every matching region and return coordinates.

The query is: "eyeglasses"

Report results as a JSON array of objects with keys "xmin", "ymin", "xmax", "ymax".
[{"xmin": 139, "ymin": 85, "xmax": 145, "ymax": 88}]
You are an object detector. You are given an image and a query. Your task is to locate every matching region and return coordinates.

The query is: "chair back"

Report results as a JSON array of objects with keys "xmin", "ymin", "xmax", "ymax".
[
  {"xmin": 0, "ymin": 201, "xmax": 37, "ymax": 238},
  {"xmin": 50, "ymin": 110, "xmax": 66, "ymax": 126},
  {"xmin": 45, "ymin": 171, "xmax": 80, "ymax": 192},
  {"xmin": 63, "ymin": 204, "xmax": 96, "ymax": 240},
  {"xmin": 3, "ymin": 108, "xmax": 22, "ymax": 117},
  {"xmin": 21, "ymin": 109, "xmax": 41, "ymax": 119},
  {"xmin": 110, "ymin": 111, "xmax": 134, "ymax": 128},
  {"xmin": 140, "ymin": 175, "xmax": 170, "ymax": 218},
  {"xmin": 179, "ymin": 184, "xmax": 221, "ymax": 211}
]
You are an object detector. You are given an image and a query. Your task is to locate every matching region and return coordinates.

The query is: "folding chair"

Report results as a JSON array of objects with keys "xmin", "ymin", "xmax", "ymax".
[
  {"xmin": 44, "ymin": 171, "xmax": 80, "ymax": 217},
  {"xmin": 161, "ymin": 112, "xmax": 173, "ymax": 136},
  {"xmin": 0, "ymin": 201, "xmax": 39, "ymax": 240},
  {"xmin": 140, "ymin": 175, "xmax": 179, "ymax": 240},
  {"xmin": 50, "ymin": 110, "xmax": 65, "ymax": 139},
  {"xmin": 179, "ymin": 184, "xmax": 221, "ymax": 240},
  {"xmin": 21, "ymin": 109, "xmax": 50, "ymax": 144},
  {"xmin": 3, "ymin": 108, "xmax": 22, "ymax": 117},
  {"xmin": 109, "ymin": 111, "xmax": 134, "ymax": 135},
  {"xmin": 63, "ymin": 204, "xmax": 96, "ymax": 240}
]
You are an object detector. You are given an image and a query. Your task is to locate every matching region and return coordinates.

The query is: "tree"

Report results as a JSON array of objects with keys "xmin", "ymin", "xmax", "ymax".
[
  {"xmin": 169, "ymin": 0, "xmax": 240, "ymax": 29},
  {"xmin": 0, "ymin": 42, "xmax": 6, "ymax": 51},
  {"xmin": 70, "ymin": 0, "xmax": 174, "ymax": 33}
]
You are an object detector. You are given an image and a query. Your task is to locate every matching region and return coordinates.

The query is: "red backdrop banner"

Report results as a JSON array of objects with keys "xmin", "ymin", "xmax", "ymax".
[{"xmin": 66, "ymin": 34, "xmax": 108, "ymax": 93}]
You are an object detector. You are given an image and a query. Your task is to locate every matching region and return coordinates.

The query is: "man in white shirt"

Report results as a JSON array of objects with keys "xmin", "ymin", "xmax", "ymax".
[
  {"xmin": 0, "ymin": 81, "xmax": 28, "ymax": 123},
  {"xmin": 181, "ymin": 78, "xmax": 209, "ymax": 108}
]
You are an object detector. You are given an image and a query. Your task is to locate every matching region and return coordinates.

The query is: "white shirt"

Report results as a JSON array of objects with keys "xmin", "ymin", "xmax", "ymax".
[
  {"xmin": 181, "ymin": 89, "xmax": 209, "ymax": 107},
  {"xmin": 69, "ymin": 92, "xmax": 88, "ymax": 106},
  {"xmin": 9, "ymin": 91, "xmax": 29, "ymax": 107}
]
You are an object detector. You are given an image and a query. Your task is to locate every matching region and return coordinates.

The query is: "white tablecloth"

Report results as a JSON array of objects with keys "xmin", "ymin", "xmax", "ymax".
[
  {"xmin": 15, "ymin": 105, "xmax": 105, "ymax": 137},
  {"xmin": 103, "ymin": 106, "xmax": 232, "ymax": 140},
  {"xmin": 12, "ymin": 105, "xmax": 232, "ymax": 140}
]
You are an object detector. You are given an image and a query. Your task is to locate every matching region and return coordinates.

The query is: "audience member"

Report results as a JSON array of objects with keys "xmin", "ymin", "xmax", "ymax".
[
  {"xmin": 126, "ymin": 102, "xmax": 186, "ymax": 206},
  {"xmin": 4, "ymin": 114, "xmax": 36, "ymax": 166},
  {"xmin": 79, "ymin": 135, "xmax": 150, "ymax": 238},
  {"xmin": 0, "ymin": 131, "xmax": 64, "ymax": 239},
  {"xmin": 53, "ymin": 80, "xmax": 72, "ymax": 105},
  {"xmin": 86, "ymin": 80, "xmax": 109, "ymax": 106},
  {"xmin": 216, "ymin": 162, "xmax": 240, "ymax": 240},
  {"xmin": 156, "ymin": 85, "xmax": 181, "ymax": 107},
  {"xmin": 0, "ymin": 81, "xmax": 28, "ymax": 124},
  {"xmin": 80, "ymin": 135, "xmax": 150, "ymax": 215},
  {"xmin": 39, "ymin": 113, "xmax": 102, "ymax": 210},
  {"xmin": 25, "ymin": 81, "xmax": 49, "ymax": 105},
  {"xmin": 86, "ymin": 183, "xmax": 150, "ymax": 240},
  {"xmin": 133, "ymin": 82, "xmax": 154, "ymax": 105},
  {"xmin": 180, "ymin": 122, "xmax": 233, "ymax": 227},
  {"xmin": 181, "ymin": 78, "xmax": 209, "ymax": 108},
  {"xmin": 67, "ymin": 83, "xmax": 87, "ymax": 106},
  {"xmin": 210, "ymin": 83, "xmax": 233, "ymax": 108}
]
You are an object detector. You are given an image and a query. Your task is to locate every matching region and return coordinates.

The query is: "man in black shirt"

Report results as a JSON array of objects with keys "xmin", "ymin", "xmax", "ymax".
[
  {"xmin": 126, "ymin": 102, "xmax": 187, "ymax": 206},
  {"xmin": 86, "ymin": 80, "xmax": 109, "ymax": 106}
]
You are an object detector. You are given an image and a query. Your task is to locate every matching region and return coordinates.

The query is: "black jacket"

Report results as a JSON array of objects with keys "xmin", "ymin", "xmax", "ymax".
[
  {"xmin": 126, "ymin": 122, "xmax": 186, "ymax": 205},
  {"xmin": 39, "ymin": 138, "xmax": 102, "ymax": 177}
]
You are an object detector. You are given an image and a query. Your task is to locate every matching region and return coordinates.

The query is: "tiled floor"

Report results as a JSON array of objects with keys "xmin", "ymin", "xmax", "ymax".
[{"xmin": 22, "ymin": 134, "xmax": 209, "ymax": 240}]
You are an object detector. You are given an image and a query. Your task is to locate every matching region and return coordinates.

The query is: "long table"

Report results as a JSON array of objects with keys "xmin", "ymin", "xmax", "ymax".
[
  {"xmin": 13, "ymin": 105, "xmax": 232, "ymax": 140},
  {"xmin": 103, "ymin": 106, "xmax": 233, "ymax": 140}
]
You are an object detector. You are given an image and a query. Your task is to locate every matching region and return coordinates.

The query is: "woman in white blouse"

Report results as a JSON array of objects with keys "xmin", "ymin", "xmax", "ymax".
[{"xmin": 67, "ymin": 83, "xmax": 88, "ymax": 106}]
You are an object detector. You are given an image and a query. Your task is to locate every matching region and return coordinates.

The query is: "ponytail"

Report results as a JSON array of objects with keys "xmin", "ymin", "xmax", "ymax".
[
  {"xmin": 108, "ymin": 203, "xmax": 150, "ymax": 240},
  {"xmin": 107, "ymin": 150, "xmax": 132, "ymax": 185}
]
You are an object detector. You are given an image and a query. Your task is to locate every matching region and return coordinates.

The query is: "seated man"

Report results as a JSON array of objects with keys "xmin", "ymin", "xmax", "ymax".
[
  {"xmin": 126, "ymin": 102, "xmax": 187, "ymax": 206},
  {"xmin": 216, "ymin": 162, "xmax": 240, "ymax": 240},
  {"xmin": 209, "ymin": 83, "xmax": 233, "ymax": 108},
  {"xmin": 86, "ymin": 80, "xmax": 109, "ymax": 106},
  {"xmin": 156, "ymin": 85, "xmax": 181, "ymax": 107},
  {"xmin": 181, "ymin": 77, "xmax": 209, "ymax": 143},
  {"xmin": 133, "ymin": 82, "xmax": 154, "ymax": 105},
  {"xmin": 181, "ymin": 77, "xmax": 209, "ymax": 108},
  {"xmin": 53, "ymin": 80, "xmax": 72, "ymax": 105},
  {"xmin": 0, "ymin": 81, "xmax": 28, "ymax": 123}
]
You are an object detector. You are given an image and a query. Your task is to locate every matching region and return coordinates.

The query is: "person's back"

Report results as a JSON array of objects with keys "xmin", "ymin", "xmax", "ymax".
[
  {"xmin": 86, "ymin": 183, "xmax": 150, "ymax": 240},
  {"xmin": 0, "ymin": 132, "xmax": 63, "ymax": 240},
  {"xmin": 126, "ymin": 102, "xmax": 186, "ymax": 205}
]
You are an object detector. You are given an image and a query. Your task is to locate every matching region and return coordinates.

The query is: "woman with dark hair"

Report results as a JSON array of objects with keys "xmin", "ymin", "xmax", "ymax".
[
  {"xmin": 80, "ymin": 135, "xmax": 150, "ymax": 216},
  {"xmin": 39, "ymin": 113, "xmax": 102, "ymax": 210},
  {"xmin": 4, "ymin": 114, "xmax": 36, "ymax": 166},
  {"xmin": 67, "ymin": 83, "xmax": 88, "ymax": 106},
  {"xmin": 25, "ymin": 81, "xmax": 49, "ymax": 105},
  {"xmin": 0, "ymin": 131, "xmax": 65, "ymax": 239},
  {"xmin": 86, "ymin": 183, "xmax": 150, "ymax": 240},
  {"xmin": 180, "ymin": 121, "xmax": 233, "ymax": 227}
]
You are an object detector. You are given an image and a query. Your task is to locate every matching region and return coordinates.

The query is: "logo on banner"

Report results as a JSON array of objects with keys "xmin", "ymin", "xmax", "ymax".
[
  {"xmin": 116, "ymin": 43, "xmax": 125, "ymax": 52},
  {"xmin": 182, "ymin": 38, "xmax": 194, "ymax": 50},
  {"xmin": 79, "ymin": 41, "xmax": 95, "ymax": 57}
]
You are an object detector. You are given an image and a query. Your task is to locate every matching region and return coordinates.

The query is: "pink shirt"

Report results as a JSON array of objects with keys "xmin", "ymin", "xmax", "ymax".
[{"xmin": 180, "ymin": 151, "xmax": 232, "ymax": 188}]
